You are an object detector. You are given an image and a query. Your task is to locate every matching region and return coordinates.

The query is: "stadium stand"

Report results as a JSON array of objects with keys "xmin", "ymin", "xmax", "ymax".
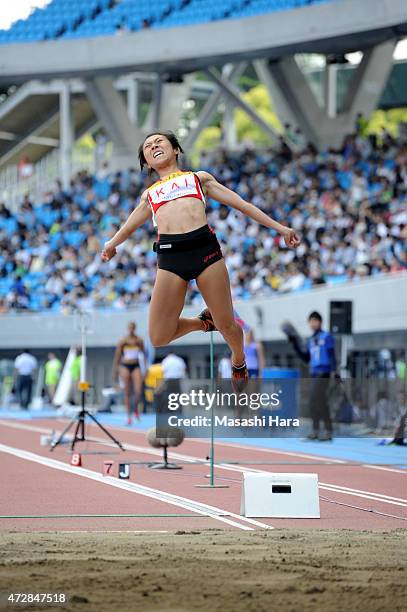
[
  {"xmin": 0, "ymin": 0, "xmax": 334, "ymax": 43},
  {"xmin": 0, "ymin": 131, "xmax": 405, "ymax": 314}
]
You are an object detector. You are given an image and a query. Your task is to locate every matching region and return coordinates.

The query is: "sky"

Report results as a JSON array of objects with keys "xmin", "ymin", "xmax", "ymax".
[
  {"xmin": 0, "ymin": 0, "xmax": 406, "ymax": 61},
  {"xmin": 0, "ymin": 0, "xmax": 50, "ymax": 30}
]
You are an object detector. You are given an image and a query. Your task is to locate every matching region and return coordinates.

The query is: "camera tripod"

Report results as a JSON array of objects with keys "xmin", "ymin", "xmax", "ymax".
[{"xmin": 50, "ymin": 310, "xmax": 124, "ymax": 453}]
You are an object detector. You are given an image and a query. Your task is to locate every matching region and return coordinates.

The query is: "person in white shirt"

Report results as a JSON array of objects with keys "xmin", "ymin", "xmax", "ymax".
[
  {"xmin": 217, "ymin": 352, "xmax": 232, "ymax": 395},
  {"xmin": 218, "ymin": 354, "xmax": 232, "ymax": 379},
  {"xmin": 14, "ymin": 349, "xmax": 38, "ymax": 409},
  {"xmin": 161, "ymin": 354, "xmax": 186, "ymax": 379},
  {"xmin": 155, "ymin": 353, "xmax": 187, "ymax": 413}
]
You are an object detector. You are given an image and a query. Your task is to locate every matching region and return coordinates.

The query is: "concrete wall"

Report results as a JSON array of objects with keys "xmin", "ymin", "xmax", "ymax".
[
  {"xmin": 1, "ymin": 274, "xmax": 405, "ymax": 400},
  {"xmin": 1, "ymin": 0, "xmax": 406, "ymax": 83},
  {"xmin": 0, "ymin": 273, "xmax": 406, "ymax": 350}
]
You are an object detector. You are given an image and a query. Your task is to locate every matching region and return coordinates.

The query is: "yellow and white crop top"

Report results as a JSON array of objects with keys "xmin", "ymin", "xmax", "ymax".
[
  {"xmin": 146, "ymin": 171, "xmax": 206, "ymax": 226},
  {"xmin": 122, "ymin": 343, "xmax": 141, "ymax": 362}
]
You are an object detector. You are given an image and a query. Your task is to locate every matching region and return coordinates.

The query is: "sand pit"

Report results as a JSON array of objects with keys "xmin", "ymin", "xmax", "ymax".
[{"xmin": 0, "ymin": 529, "xmax": 406, "ymax": 611}]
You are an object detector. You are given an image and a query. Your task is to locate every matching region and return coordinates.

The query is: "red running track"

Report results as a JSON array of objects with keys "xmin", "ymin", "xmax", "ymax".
[{"xmin": 0, "ymin": 418, "xmax": 406, "ymax": 532}]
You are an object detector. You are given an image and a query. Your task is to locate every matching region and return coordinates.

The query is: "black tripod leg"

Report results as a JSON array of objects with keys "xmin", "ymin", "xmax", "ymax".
[
  {"xmin": 86, "ymin": 411, "xmax": 125, "ymax": 451},
  {"xmin": 70, "ymin": 413, "xmax": 84, "ymax": 451},
  {"xmin": 79, "ymin": 392, "xmax": 86, "ymax": 441},
  {"xmin": 81, "ymin": 413, "xmax": 87, "ymax": 441},
  {"xmin": 49, "ymin": 417, "xmax": 77, "ymax": 451}
]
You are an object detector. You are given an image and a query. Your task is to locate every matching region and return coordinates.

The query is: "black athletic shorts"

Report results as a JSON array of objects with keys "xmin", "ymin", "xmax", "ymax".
[
  {"xmin": 154, "ymin": 224, "xmax": 223, "ymax": 282},
  {"xmin": 120, "ymin": 361, "xmax": 140, "ymax": 373}
]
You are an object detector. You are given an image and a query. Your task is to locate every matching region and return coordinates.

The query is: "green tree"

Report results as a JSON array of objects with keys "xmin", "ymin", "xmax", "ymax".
[
  {"xmin": 235, "ymin": 84, "xmax": 282, "ymax": 144},
  {"xmin": 194, "ymin": 125, "xmax": 222, "ymax": 151},
  {"xmin": 194, "ymin": 84, "xmax": 281, "ymax": 151},
  {"xmin": 366, "ymin": 107, "xmax": 407, "ymax": 137}
]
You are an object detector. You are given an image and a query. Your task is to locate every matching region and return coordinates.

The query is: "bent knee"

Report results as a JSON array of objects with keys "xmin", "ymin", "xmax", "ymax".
[{"xmin": 149, "ymin": 330, "xmax": 172, "ymax": 347}]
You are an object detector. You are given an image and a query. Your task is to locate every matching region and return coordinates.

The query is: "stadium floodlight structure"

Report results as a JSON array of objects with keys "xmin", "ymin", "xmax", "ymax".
[{"xmin": 0, "ymin": 0, "xmax": 406, "ymax": 188}]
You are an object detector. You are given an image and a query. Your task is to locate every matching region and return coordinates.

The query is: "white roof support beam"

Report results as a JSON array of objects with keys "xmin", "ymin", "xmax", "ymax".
[
  {"xmin": 341, "ymin": 40, "xmax": 396, "ymax": 116},
  {"xmin": 183, "ymin": 63, "xmax": 246, "ymax": 150},
  {"xmin": 0, "ymin": 131, "xmax": 58, "ymax": 146},
  {"xmin": 158, "ymin": 75, "xmax": 195, "ymax": 133},
  {"xmin": 149, "ymin": 75, "xmax": 163, "ymax": 131},
  {"xmin": 0, "ymin": 105, "xmax": 60, "ymax": 166},
  {"xmin": 253, "ymin": 59, "xmax": 303, "ymax": 149},
  {"xmin": 0, "ymin": 73, "xmax": 216, "ymax": 170},
  {"xmin": 205, "ymin": 67, "xmax": 283, "ymax": 145},
  {"xmin": 262, "ymin": 56, "xmax": 325, "ymax": 147},
  {"xmin": 144, "ymin": 73, "xmax": 195, "ymax": 134},
  {"xmin": 259, "ymin": 39, "xmax": 396, "ymax": 150},
  {"xmin": 84, "ymin": 76, "xmax": 142, "ymax": 168},
  {"xmin": 127, "ymin": 77, "xmax": 139, "ymax": 126},
  {"xmin": 324, "ymin": 62, "xmax": 338, "ymax": 119},
  {"xmin": 60, "ymin": 81, "xmax": 73, "ymax": 190}
]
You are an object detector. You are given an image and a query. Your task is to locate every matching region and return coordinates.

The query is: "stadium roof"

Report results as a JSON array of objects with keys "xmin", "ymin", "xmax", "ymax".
[{"xmin": 0, "ymin": 0, "xmax": 406, "ymax": 83}]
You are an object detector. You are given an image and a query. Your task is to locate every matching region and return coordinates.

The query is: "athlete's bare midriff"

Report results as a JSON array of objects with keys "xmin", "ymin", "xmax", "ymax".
[{"xmin": 154, "ymin": 196, "xmax": 208, "ymax": 234}]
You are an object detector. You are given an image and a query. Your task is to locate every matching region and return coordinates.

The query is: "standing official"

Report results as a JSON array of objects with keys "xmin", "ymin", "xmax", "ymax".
[
  {"xmin": 14, "ymin": 349, "xmax": 38, "ymax": 409},
  {"xmin": 161, "ymin": 353, "xmax": 187, "ymax": 380},
  {"xmin": 290, "ymin": 312, "xmax": 336, "ymax": 441},
  {"xmin": 155, "ymin": 353, "xmax": 187, "ymax": 414}
]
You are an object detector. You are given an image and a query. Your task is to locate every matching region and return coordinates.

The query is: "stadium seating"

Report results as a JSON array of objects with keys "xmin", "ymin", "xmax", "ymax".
[
  {"xmin": 0, "ymin": 131, "xmax": 406, "ymax": 313},
  {"xmin": 0, "ymin": 1, "xmax": 110, "ymax": 43},
  {"xmin": 0, "ymin": 0, "xmax": 334, "ymax": 44}
]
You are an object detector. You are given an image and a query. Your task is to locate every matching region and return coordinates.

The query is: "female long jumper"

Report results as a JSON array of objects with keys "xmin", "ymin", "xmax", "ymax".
[{"xmin": 101, "ymin": 132, "xmax": 300, "ymax": 391}]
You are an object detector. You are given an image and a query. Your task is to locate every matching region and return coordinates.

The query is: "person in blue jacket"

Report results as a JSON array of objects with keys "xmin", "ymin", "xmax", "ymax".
[{"xmin": 291, "ymin": 311, "xmax": 336, "ymax": 441}]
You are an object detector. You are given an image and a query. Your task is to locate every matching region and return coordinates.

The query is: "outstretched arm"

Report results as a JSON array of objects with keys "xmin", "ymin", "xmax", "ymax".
[
  {"xmin": 197, "ymin": 171, "xmax": 300, "ymax": 247},
  {"xmin": 101, "ymin": 191, "xmax": 152, "ymax": 261},
  {"xmin": 291, "ymin": 337, "xmax": 310, "ymax": 363}
]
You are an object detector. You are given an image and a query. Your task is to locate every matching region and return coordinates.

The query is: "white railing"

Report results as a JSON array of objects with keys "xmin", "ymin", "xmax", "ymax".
[
  {"xmin": 0, "ymin": 151, "xmax": 59, "ymax": 211},
  {"xmin": 0, "ymin": 146, "xmax": 105, "ymax": 211}
]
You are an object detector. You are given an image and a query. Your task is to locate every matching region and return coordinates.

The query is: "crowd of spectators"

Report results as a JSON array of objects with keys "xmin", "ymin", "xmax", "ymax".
[{"xmin": 0, "ymin": 130, "xmax": 406, "ymax": 313}]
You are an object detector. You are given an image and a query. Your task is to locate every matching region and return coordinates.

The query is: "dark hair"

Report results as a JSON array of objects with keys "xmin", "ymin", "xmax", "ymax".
[
  {"xmin": 308, "ymin": 311, "xmax": 322, "ymax": 322},
  {"xmin": 138, "ymin": 130, "xmax": 184, "ymax": 171}
]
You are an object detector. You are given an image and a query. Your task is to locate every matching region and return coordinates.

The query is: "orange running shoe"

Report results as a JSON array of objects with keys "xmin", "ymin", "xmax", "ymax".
[{"xmin": 198, "ymin": 308, "xmax": 217, "ymax": 332}]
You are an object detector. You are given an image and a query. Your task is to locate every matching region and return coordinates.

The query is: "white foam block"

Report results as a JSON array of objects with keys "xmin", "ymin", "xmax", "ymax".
[{"xmin": 240, "ymin": 472, "xmax": 320, "ymax": 518}]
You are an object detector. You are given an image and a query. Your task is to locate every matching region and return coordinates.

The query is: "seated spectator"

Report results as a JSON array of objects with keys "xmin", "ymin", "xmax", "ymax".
[{"xmin": 0, "ymin": 132, "xmax": 406, "ymax": 312}]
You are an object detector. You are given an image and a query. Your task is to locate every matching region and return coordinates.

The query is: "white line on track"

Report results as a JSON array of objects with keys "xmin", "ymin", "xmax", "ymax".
[
  {"xmin": 360, "ymin": 463, "xmax": 407, "ymax": 475},
  {"xmin": 199, "ymin": 461, "xmax": 407, "ymax": 509},
  {"xmin": 76, "ymin": 420, "xmax": 407, "ymax": 474},
  {"xmin": 180, "ymin": 437, "xmax": 347, "ymax": 463},
  {"xmin": 0, "ymin": 442, "xmax": 273, "ymax": 531},
  {"xmin": 191, "ymin": 461, "xmax": 407, "ymax": 509},
  {"xmin": 319, "ymin": 482, "xmax": 407, "ymax": 503},
  {"xmin": 319, "ymin": 486, "xmax": 407, "ymax": 509},
  {"xmin": 1, "ymin": 419, "xmax": 406, "ymax": 510},
  {"xmin": 2, "ymin": 418, "xmax": 405, "ymax": 473}
]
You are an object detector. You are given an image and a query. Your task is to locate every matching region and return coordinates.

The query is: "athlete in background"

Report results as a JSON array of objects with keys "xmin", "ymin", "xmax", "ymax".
[
  {"xmin": 112, "ymin": 322, "xmax": 145, "ymax": 425},
  {"xmin": 244, "ymin": 329, "xmax": 265, "ymax": 378}
]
